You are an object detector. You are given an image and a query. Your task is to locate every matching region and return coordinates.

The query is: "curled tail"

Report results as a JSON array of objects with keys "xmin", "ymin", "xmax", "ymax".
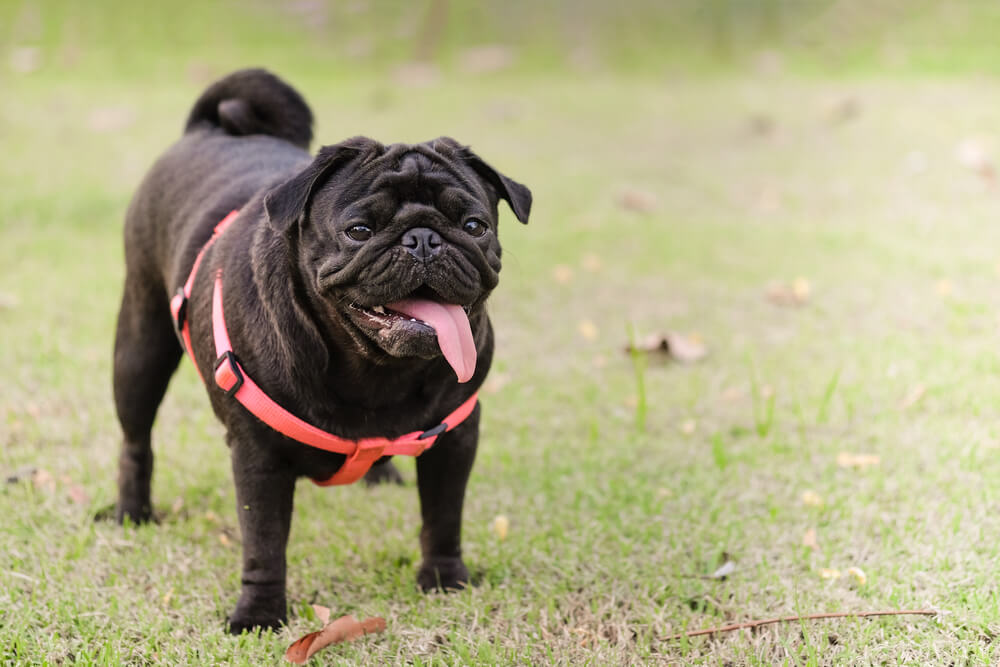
[{"xmin": 184, "ymin": 68, "xmax": 313, "ymax": 149}]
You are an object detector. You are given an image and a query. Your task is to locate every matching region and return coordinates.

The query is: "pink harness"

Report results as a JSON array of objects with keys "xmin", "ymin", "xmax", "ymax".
[{"xmin": 169, "ymin": 211, "xmax": 479, "ymax": 486}]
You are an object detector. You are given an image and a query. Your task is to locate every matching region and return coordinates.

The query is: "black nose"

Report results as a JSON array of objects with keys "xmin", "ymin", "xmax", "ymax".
[{"xmin": 400, "ymin": 227, "xmax": 442, "ymax": 261}]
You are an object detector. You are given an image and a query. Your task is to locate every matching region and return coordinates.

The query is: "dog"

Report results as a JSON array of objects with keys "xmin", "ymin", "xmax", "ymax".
[{"xmin": 112, "ymin": 69, "xmax": 531, "ymax": 633}]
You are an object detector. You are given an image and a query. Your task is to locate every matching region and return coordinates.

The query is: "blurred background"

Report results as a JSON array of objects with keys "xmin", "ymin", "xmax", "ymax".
[
  {"xmin": 7, "ymin": 1, "xmax": 1000, "ymax": 663},
  {"xmin": 7, "ymin": 0, "xmax": 1000, "ymax": 79}
]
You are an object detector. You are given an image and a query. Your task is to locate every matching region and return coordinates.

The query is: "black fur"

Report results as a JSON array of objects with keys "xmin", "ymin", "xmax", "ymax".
[{"xmin": 112, "ymin": 69, "xmax": 531, "ymax": 633}]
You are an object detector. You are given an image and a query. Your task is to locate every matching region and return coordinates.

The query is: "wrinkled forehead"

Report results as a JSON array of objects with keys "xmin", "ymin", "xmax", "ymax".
[{"xmin": 334, "ymin": 144, "xmax": 490, "ymax": 220}]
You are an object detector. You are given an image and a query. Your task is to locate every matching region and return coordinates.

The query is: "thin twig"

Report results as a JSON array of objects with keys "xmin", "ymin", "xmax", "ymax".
[{"xmin": 664, "ymin": 609, "xmax": 937, "ymax": 641}]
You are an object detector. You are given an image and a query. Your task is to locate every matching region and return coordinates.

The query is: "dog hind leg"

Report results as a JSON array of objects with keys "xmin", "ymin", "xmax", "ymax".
[{"xmin": 113, "ymin": 276, "xmax": 182, "ymax": 524}]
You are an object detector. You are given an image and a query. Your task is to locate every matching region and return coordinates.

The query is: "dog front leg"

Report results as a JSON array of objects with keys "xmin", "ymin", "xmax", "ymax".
[
  {"xmin": 415, "ymin": 403, "xmax": 479, "ymax": 592},
  {"xmin": 226, "ymin": 436, "xmax": 296, "ymax": 634}
]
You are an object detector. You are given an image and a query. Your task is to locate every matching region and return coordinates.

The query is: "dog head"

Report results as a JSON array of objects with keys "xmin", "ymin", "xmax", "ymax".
[{"xmin": 263, "ymin": 136, "xmax": 531, "ymax": 382}]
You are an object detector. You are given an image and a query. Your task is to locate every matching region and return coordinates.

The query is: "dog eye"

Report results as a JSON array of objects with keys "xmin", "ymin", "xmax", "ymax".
[
  {"xmin": 345, "ymin": 224, "xmax": 374, "ymax": 242},
  {"xmin": 462, "ymin": 218, "xmax": 487, "ymax": 237}
]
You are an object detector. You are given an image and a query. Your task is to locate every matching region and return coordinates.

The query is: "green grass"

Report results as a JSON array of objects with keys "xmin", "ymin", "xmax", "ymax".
[{"xmin": 6, "ymin": 1, "xmax": 1000, "ymax": 664}]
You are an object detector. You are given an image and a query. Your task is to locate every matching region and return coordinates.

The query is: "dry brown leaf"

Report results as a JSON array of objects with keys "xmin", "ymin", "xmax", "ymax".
[
  {"xmin": 551, "ymin": 265, "xmax": 574, "ymax": 284},
  {"xmin": 802, "ymin": 528, "xmax": 819, "ymax": 551},
  {"xmin": 391, "ymin": 62, "xmax": 440, "ymax": 87},
  {"xmin": 218, "ymin": 533, "xmax": 232, "ymax": 548},
  {"xmin": 819, "ymin": 568, "xmax": 841, "ymax": 580},
  {"xmin": 312, "ymin": 604, "xmax": 331, "ymax": 625},
  {"xmin": 801, "ymin": 490, "xmax": 824, "ymax": 508},
  {"xmin": 899, "ymin": 383, "xmax": 926, "ymax": 410},
  {"xmin": 32, "ymin": 468, "xmax": 55, "ymax": 493},
  {"xmin": 580, "ymin": 253, "xmax": 603, "ymax": 272},
  {"xmin": 766, "ymin": 278, "xmax": 810, "ymax": 307},
  {"xmin": 67, "ymin": 484, "xmax": 89, "ymax": 505},
  {"xmin": 578, "ymin": 320, "xmax": 599, "ymax": 341},
  {"xmin": 617, "ymin": 188, "xmax": 658, "ymax": 213},
  {"xmin": 457, "ymin": 45, "xmax": 515, "ymax": 74},
  {"xmin": 492, "ymin": 515, "xmax": 510, "ymax": 541},
  {"xmin": 10, "ymin": 46, "xmax": 41, "ymax": 74},
  {"xmin": 625, "ymin": 332, "xmax": 707, "ymax": 364},
  {"xmin": 285, "ymin": 615, "xmax": 386, "ymax": 664},
  {"xmin": 836, "ymin": 452, "xmax": 881, "ymax": 469},
  {"xmin": 955, "ymin": 138, "xmax": 996, "ymax": 184}
]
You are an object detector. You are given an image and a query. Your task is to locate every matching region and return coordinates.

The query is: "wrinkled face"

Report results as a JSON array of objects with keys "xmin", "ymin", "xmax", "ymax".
[{"xmin": 264, "ymin": 137, "xmax": 531, "ymax": 382}]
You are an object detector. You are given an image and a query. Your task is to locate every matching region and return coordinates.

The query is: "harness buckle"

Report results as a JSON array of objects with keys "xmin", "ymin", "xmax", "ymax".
[
  {"xmin": 418, "ymin": 422, "xmax": 448, "ymax": 440},
  {"xmin": 213, "ymin": 350, "xmax": 244, "ymax": 398}
]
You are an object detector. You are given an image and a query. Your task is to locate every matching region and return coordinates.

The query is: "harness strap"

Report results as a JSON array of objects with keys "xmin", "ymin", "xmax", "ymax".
[{"xmin": 169, "ymin": 210, "xmax": 479, "ymax": 486}]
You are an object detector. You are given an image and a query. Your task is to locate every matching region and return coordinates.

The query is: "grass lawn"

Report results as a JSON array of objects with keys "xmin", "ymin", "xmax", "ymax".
[{"xmin": 5, "ymin": 2, "xmax": 1000, "ymax": 665}]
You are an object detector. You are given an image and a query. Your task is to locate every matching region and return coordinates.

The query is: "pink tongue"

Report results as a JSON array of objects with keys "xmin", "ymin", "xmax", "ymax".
[{"xmin": 385, "ymin": 299, "xmax": 476, "ymax": 383}]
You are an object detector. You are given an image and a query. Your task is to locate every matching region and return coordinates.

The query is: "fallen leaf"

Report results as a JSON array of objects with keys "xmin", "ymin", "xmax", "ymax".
[
  {"xmin": 285, "ymin": 615, "xmax": 386, "ymax": 664},
  {"xmin": 747, "ymin": 112, "xmax": 775, "ymax": 136},
  {"xmin": 955, "ymin": 138, "xmax": 995, "ymax": 184},
  {"xmin": 580, "ymin": 253, "xmax": 603, "ymax": 272},
  {"xmin": 754, "ymin": 186, "xmax": 782, "ymax": 213},
  {"xmin": 617, "ymin": 188, "xmax": 658, "ymax": 213},
  {"xmin": 205, "ymin": 510, "xmax": 219, "ymax": 523},
  {"xmin": 492, "ymin": 515, "xmax": 509, "ymax": 541},
  {"xmin": 218, "ymin": 533, "xmax": 232, "ymax": 547},
  {"xmin": 679, "ymin": 419, "xmax": 696, "ymax": 435},
  {"xmin": 578, "ymin": 320, "xmax": 599, "ymax": 341},
  {"xmin": 802, "ymin": 528, "xmax": 819, "ymax": 551},
  {"xmin": 846, "ymin": 566, "xmax": 867, "ymax": 586},
  {"xmin": 10, "ymin": 46, "xmax": 42, "ymax": 74},
  {"xmin": 836, "ymin": 452, "xmax": 880, "ymax": 469},
  {"xmin": 171, "ymin": 497, "xmax": 184, "ymax": 514},
  {"xmin": 391, "ymin": 62, "xmax": 440, "ymax": 87},
  {"xmin": 819, "ymin": 568, "xmax": 841, "ymax": 580},
  {"xmin": 312, "ymin": 604, "xmax": 331, "ymax": 625},
  {"xmin": 766, "ymin": 279, "xmax": 810, "ymax": 307},
  {"xmin": 552, "ymin": 265, "xmax": 574, "ymax": 284},
  {"xmin": 824, "ymin": 95, "xmax": 861, "ymax": 124},
  {"xmin": 899, "ymin": 383, "xmax": 926, "ymax": 410},
  {"xmin": 67, "ymin": 484, "xmax": 89, "ymax": 505},
  {"xmin": 656, "ymin": 487, "xmax": 672, "ymax": 499},
  {"xmin": 457, "ymin": 44, "xmax": 515, "ymax": 74},
  {"xmin": 162, "ymin": 588, "xmax": 174, "ymax": 606},
  {"xmin": 625, "ymin": 332, "xmax": 707, "ymax": 364},
  {"xmin": 32, "ymin": 468, "xmax": 55, "ymax": 493},
  {"xmin": 710, "ymin": 561, "xmax": 736, "ymax": 579},
  {"xmin": 801, "ymin": 490, "xmax": 824, "ymax": 508},
  {"xmin": 935, "ymin": 279, "xmax": 953, "ymax": 297}
]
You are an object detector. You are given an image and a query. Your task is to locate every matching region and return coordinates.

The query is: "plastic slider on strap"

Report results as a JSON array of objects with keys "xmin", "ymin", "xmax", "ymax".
[
  {"xmin": 213, "ymin": 350, "xmax": 244, "ymax": 398},
  {"xmin": 418, "ymin": 422, "xmax": 448, "ymax": 440}
]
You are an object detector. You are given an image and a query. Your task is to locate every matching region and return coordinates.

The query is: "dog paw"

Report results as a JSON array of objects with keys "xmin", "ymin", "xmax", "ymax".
[
  {"xmin": 417, "ymin": 557, "xmax": 469, "ymax": 592},
  {"xmin": 226, "ymin": 607, "xmax": 286, "ymax": 635},
  {"xmin": 363, "ymin": 461, "xmax": 403, "ymax": 486},
  {"xmin": 114, "ymin": 500, "xmax": 153, "ymax": 525}
]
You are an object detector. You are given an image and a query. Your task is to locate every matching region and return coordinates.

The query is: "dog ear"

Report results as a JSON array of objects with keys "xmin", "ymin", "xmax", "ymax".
[
  {"xmin": 264, "ymin": 137, "xmax": 382, "ymax": 233},
  {"xmin": 434, "ymin": 138, "xmax": 532, "ymax": 224}
]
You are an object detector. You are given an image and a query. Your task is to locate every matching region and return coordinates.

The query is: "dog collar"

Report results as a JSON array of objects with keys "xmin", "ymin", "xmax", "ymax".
[{"xmin": 169, "ymin": 210, "xmax": 479, "ymax": 486}]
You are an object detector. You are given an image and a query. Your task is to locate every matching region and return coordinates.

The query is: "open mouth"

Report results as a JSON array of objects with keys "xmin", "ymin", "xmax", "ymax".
[{"xmin": 347, "ymin": 294, "xmax": 477, "ymax": 383}]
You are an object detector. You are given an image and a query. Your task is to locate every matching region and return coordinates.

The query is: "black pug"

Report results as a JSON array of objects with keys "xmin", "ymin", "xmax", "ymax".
[{"xmin": 112, "ymin": 69, "xmax": 530, "ymax": 633}]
